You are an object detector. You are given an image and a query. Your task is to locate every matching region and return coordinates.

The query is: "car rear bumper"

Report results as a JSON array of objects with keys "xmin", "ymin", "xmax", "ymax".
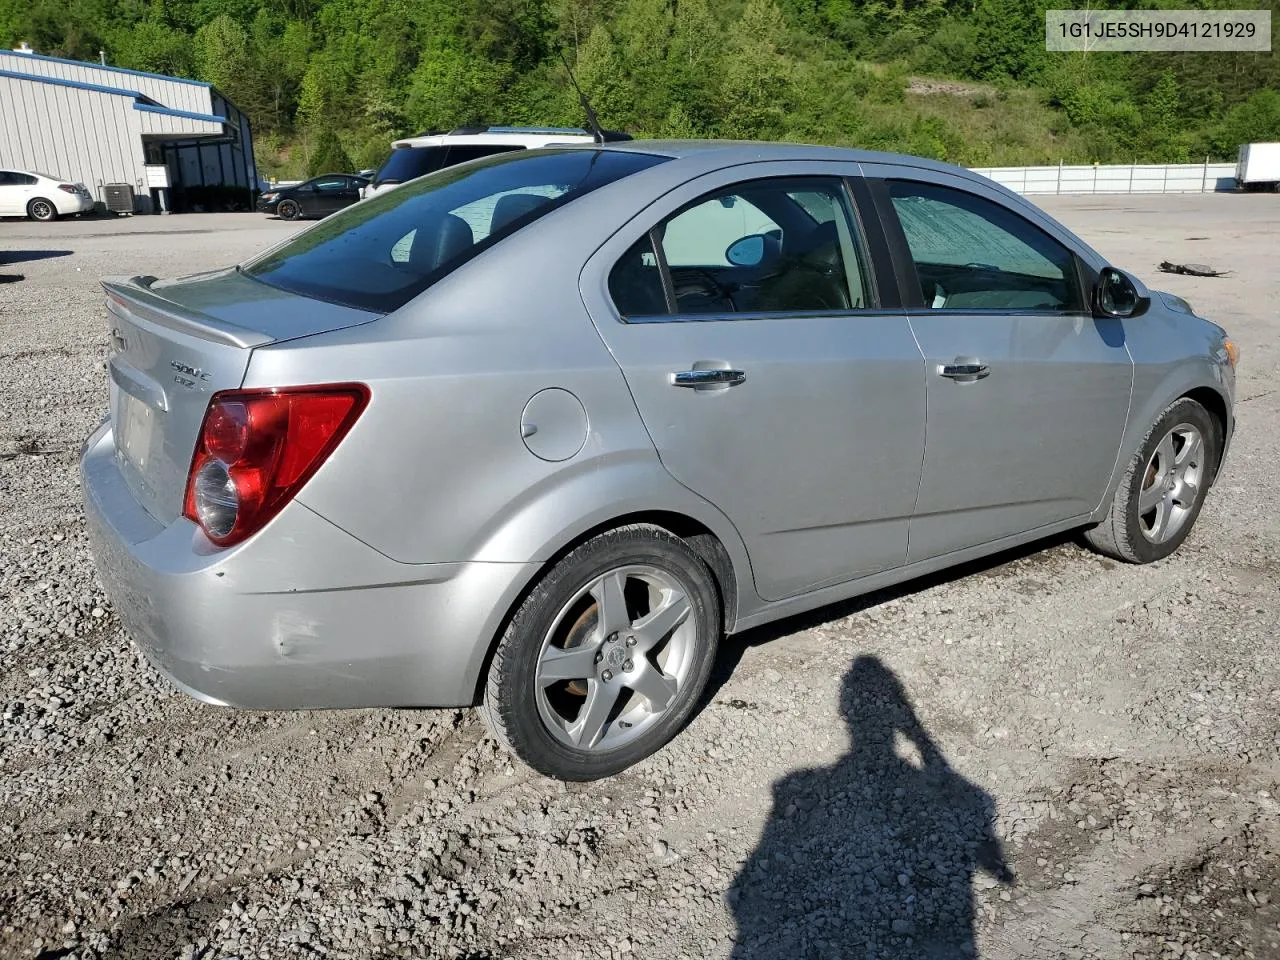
[
  {"xmin": 55, "ymin": 193, "xmax": 95, "ymax": 215},
  {"xmin": 81, "ymin": 422, "xmax": 534, "ymax": 710}
]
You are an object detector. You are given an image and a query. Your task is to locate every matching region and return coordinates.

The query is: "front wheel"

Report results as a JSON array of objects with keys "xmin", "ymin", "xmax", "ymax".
[
  {"xmin": 276, "ymin": 199, "xmax": 300, "ymax": 221},
  {"xmin": 1084, "ymin": 397, "xmax": 1219, "ymax": 563},
  {"xmin": 27, "ymin": 198, "xmax": 57, "ymax": 222},
  {"xmin": 480, "ymin": 525, "xmax": 720, "ymax": 780}
]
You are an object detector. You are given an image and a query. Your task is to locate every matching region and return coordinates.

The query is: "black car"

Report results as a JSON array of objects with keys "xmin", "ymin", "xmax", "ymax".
[{"xmin": 257, "ymin": 174, "xmax": 369, "ymax": 220}]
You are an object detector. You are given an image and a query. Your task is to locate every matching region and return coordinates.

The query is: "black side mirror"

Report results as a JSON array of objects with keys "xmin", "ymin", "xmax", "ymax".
[{"xmin": 1094, "ymin": 267, "xmax": 1149, "ymax": 319}]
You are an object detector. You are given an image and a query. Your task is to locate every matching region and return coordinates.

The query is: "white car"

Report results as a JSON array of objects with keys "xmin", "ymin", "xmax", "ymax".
[
  {"xmin": 362, "ymin": 126, "xmax": 631, "ymax": 198},
  {"xmin": 0, "ymin": 169, "xmax": 95, "ymax": 221}
]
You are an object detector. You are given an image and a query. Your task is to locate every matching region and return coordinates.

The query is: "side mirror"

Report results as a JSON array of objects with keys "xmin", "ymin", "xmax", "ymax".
[
  {"xmin": 726, "ymin": 234, "xmax": 766, "ymax": 267},
  {"xmin": 1094, "ymin": 266, "xmax": 1149, "ymax": 319}
]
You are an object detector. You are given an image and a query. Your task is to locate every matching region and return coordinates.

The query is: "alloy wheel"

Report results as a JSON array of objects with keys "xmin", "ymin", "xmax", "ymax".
[
  {"xmin": 1138, "ymin": 422, "xmax": 1205, "ymax": 544},
  {"xmin": 534, "ymin": 565, "xmax": 696, "ymax": 752}
]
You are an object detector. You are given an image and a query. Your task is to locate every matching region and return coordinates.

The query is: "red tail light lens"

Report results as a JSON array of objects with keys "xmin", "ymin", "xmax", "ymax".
[
  {"xmin": 57, "ymin": 184, "xmax": 78, "ymax": 194},
  {"xmin": 183, "ymin": 384, "xmax": 369, "ymax": 546}
]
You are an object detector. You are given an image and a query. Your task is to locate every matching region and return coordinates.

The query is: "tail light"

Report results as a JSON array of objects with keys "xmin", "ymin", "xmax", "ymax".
[
  {"xmin": 183, "ymin": 384, "xmax": 369, "ymax": 547},
  {"xmin": 57, "ymin": 184, "xmax": 78, "ymax": 194}
]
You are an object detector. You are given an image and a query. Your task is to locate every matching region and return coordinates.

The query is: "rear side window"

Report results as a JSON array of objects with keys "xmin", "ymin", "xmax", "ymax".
[
  {"xmin": 245, "ymin": 149, "xmax": 669, "ymax": 313},
  {"xmin": 374, "ymin": 147, "xmax": 448, "ymax": 186},
  {"xmin": 887, "ymin": 181, "xmax": 1082, "ymax": 311}
]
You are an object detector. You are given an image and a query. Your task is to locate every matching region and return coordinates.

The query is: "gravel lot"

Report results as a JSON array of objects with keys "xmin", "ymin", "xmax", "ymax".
[{"xmin": 1, "ymin": 196, "xmax": 1278, "ymax": 960}]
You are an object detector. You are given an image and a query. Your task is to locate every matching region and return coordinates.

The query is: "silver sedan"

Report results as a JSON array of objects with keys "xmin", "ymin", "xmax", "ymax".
[{"xmin": 81, "ymin": 142, "xmax": 1237, "ymax": 780}]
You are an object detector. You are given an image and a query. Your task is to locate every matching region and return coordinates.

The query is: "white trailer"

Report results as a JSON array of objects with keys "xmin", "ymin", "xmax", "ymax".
[{"xmin": 1236, "ymin": 143, "xmax": 1280, "ymax": 190}]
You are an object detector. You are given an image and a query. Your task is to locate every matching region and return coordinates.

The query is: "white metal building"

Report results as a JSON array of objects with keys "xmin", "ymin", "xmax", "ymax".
[{"xmin": 0, "ymin": 50, "xmax": 256, "ymax": 213}]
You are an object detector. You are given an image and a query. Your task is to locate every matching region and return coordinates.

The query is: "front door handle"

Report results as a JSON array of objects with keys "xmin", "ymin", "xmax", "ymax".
[
  {"xmin": 938, "ymin": 359, "xmax": 990, "ymax": 383},
  {"xmin": 671, "ymin": 369, "xmax": 746, "ymax": 388}
]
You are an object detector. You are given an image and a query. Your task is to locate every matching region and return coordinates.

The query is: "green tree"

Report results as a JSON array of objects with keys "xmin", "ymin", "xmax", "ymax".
[
  {"xmin": 719, "ymin": 0, "xmax": 794, "ymax": 140},
  {"xmin": 307, "ymin": 126, "xmax": 353, "ymax": 174}
]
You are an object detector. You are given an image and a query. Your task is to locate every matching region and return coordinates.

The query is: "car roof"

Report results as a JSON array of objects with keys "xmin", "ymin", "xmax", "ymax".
[
  {"xmin": 392, "ymin": 128, "xmax": 597, "ymax": 149},
  {"xmin": 594, "ymin": 138, "xmax": 965, "ymax": 174},
  {"xmin": 571, "ymin": 139, "xmax": 1036, "ymax": 208}
]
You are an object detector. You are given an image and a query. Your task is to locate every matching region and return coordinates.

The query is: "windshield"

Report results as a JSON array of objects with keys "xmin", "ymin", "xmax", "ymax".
[{"xmin": 244, "ymin": 149, "xmax": 668, "ymax": 313}]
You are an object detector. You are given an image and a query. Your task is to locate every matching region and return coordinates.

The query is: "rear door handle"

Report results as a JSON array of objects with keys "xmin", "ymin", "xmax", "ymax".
[
  {"xmin": 671, "ymin": 369, "xmax": 746, "ymax": 388},
  {"xmin": 938, "ymin": 359, "xmax": 989, "ymax": 383}
]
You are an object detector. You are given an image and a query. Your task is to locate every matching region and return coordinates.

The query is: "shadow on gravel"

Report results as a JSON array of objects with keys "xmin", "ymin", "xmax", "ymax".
[
  {"xmin": 103, "ymin": 891, "xmax": 237, "ymax": 960},
  {"xmin": 0, "ymin": 249, "xmax": 73, "ymax": 265},
  {"xmin": 728, "ymin": 656, "xmax": 1013, "ymax": 958}
]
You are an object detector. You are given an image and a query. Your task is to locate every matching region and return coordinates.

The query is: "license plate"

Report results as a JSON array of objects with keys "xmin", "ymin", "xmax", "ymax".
[{"xmin": 114, "ymin": 389, "xmax": 161, "ymax": 481}]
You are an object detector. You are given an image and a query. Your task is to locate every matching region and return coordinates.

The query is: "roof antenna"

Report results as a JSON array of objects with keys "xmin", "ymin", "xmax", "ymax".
[{"xmin": 558, "ymin": 49, "xmax": 604, "ymax": 145}]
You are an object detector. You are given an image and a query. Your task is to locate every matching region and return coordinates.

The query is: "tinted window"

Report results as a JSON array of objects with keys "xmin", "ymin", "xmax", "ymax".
[
  {"xmin": 245, "ymin": 149, "xmax": 668, "ymax": 313},
  {"xmin": 374, "ymin": 146, "xmax": 448, "ymax": 186},
  {"xmin": 609, "ymin": 234, "xmax": 668, "ymax": 317},
  {"xmin": 312, "ymin": 177, "xmax": 347, "ymax": 192},
  {"xmin": 634, "ymin": 177, "xmax": 871, "ymax": 316},
  {"xmin": 888, "ymin": 181, "xmax": 1082, "ymax": 311},
  {"xmin": 444, "ymin": 145, "xmax": 524, "ymax": 166}
]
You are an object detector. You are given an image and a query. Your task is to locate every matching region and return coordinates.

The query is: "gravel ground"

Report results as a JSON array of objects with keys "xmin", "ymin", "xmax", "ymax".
[{"xmin": 1, "ymin": 197, "xmax": 1278, "ymax": 960}]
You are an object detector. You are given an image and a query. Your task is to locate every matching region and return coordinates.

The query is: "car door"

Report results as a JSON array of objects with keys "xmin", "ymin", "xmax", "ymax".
[
  {"xmin": 581, "ymin": 166, "xmax": 926, "ymax": 602},
  {"xmin": 310, "ymin": 176, "xmax": 349, "ymax": 215},
  {"xmin": 861, "ymin": 167, "xmax": 1133, "ymax": 562},
  {"xmin": 343, "ymin": 177, "xmax": 367, "ymax": 207},
  {"xmin": 0, "ymin": 171, "xmax": 22, "ymax": 215}
]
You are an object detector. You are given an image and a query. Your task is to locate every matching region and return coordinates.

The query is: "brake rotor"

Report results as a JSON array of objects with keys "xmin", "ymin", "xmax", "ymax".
[{"xmin": 560, "ymin": 603, "xmax": 599, "ymax": 697}]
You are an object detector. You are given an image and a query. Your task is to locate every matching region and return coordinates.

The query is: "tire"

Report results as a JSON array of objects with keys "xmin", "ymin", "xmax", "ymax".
[
  {"xmin": 27, "ymin": 198, "xmax": 57, "ymax": 222},
  {"xmin": 276, "ymin": 199, "xmax": 300, "ymax": 221},
  {"xmin": 1084, "ymin": 397, "xmax": 1219, "ymax": 563},
  {"xmin": 480, "ymin": 524, "xmax": 721, "ymax": 780}
]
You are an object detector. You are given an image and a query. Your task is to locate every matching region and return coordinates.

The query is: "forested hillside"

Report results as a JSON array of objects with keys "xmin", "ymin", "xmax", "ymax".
[{"xmin": 2, "ymin": 0, "xmax": 1277, "ymax": 178}]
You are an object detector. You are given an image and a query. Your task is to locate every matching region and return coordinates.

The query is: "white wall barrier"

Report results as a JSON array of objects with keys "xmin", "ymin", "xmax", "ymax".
[{"xmin": 970, "ymin": 162, "xmax": 1237, "ymax": 195}]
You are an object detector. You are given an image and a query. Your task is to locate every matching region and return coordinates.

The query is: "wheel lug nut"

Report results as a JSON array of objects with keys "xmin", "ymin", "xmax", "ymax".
[
  {"xmin": 607, "ymin": 634, "xmax": 617, "ymax": 644},
  {"xmin": 601, "ymin": 670, "xmax": 614, "ymax": 681},
  {"xmin": 623, "ymin": 659, "xmax": 634, "ymax": 672},
  {"xmin": 625, "ymin": 635, "xmax": 637, "ymax": 646}
]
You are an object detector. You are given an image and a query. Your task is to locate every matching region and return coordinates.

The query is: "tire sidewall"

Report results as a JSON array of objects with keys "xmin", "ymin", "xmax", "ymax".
[
  {"xmin": 1120, "ymin": 399, "xmax": 1217, "ymax": 563},
  {"xmin": 494, "ymin": 532, "xmax": 719, "ymax": 781},
  {"xmin": 278, "ymin": 200, "xmax": 299, "ymax": 220}
]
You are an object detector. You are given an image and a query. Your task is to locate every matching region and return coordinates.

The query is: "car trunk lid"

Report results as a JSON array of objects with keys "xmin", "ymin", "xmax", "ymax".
[{"xmin": 103, "ymin": 268, "xmax": 378, "ymax": 525}]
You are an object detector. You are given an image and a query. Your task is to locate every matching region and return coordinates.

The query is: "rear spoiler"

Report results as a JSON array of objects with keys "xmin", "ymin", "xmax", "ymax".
[{"xmin": 102, "ymin": 273, "xmax": 273, "ymax": 350}]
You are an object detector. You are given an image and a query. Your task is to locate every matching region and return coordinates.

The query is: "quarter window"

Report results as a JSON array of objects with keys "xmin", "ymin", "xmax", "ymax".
[
  {"xmin": 888, "ymin": 180, "xmax": 1082, "ymax": 312},
  {"xmin": 609, "ymin": 177, "xmax": 873, "ymax": 319}
]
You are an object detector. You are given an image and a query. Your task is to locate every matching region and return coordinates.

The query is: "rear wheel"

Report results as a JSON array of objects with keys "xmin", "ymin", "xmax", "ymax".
[
  {"xmin": 27, "ymin": 198, "xmax": 57, "ymax": 222},
  {"xmin": 480, "ymin": 525, "xmax": 720, "ymax": 780},
  {"xmin": 276, "ymin": 199, "xmax": 300, "ymax": 221},
  {"xmin": 1084, "ymin": 398, "xmax": 1218, "ymax": 563}
]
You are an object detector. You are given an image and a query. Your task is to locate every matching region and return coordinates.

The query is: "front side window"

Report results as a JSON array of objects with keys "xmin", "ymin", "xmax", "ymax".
[
  {"xmin": 245, "ymin": 149, "xmax": 668, "ymax": 313},
  {"xmin": 888, "ymin": 180, "xmax": 1082, "ymax": 312},
  {"xmin": 312, "ymin": 177, "xmax": 347, "ymax": 192},
  {"xmin": 609, "ymin": 177, "xmax": 872, "ymax": 318}
]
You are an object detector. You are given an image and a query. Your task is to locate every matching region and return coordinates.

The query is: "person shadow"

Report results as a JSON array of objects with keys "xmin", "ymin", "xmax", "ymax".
[{"xmin": 728, "ymin": 655, "xmax": 1014, "ymax": 959}]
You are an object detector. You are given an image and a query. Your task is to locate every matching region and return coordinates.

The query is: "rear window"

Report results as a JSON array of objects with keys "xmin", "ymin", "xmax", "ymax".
[
  {"xmin": 374, "ymin": 146, "xmax": 448, "ymax": 186},
  {"xmin": 244, "ymin": 149, "xmax": 668, "ymax": 313}
]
